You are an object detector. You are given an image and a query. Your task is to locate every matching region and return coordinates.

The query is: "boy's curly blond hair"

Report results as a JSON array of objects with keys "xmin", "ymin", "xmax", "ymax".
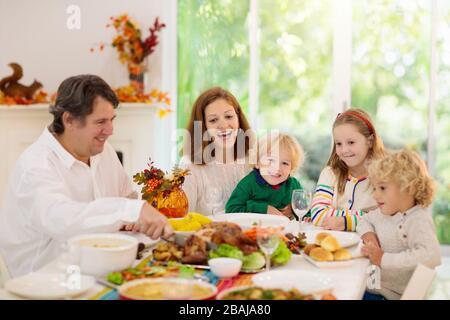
[
  {"xmin": 255, "ymin": 132, "xmax": 305, "ymax": 174},
  {"xmin": 368, "ymin": 149, "xmax": 435, "ymax": 207}
]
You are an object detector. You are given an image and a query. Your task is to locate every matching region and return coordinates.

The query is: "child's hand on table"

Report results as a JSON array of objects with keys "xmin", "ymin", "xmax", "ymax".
[
  {"xmin": 322, "ymin": 216, "xmax": 345, "ymax": 231},
  {"xmin": 279, "ymin": 204, "xmax": 294, "ymax": 219},
  {"xmin": 361, "ymin": 232, "xmax": 381, "ymax": 248},
  {"xmin": 362, "ymin": 242, "xmax": 384, "ymax": 267},
  {"xmin": 267, "ymin": 205, "xmax": 284, "ymax": 216}
]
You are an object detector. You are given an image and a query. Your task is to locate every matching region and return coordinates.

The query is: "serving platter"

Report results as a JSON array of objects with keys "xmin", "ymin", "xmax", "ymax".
[
  {"xmin": 301, "ymin": 252, "xmax": 356, "ymax": 269},
  {"xmin": 212, "ymin": 213, "xmax": 290, "ymax": 230},
  {"xmin": 303, "ymin": 230, "xmax": 360, "ymax": 248}
]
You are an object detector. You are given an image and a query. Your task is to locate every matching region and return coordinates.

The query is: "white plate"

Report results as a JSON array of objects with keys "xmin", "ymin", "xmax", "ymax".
[
  {"xmin": 5, "ymin": 272, "xmax": 95, "ymax": 300},
  {"xmin": 252, "ymin": 269, "xmax": 333, "ymax": 295},
  {"xmin": 303, "ymin": 230, "xmax": 360, "ymax": 248},
  {"xmin": 212, "ymin": 213, "xmax": 290, "ymax": 230},
  {"xmin": 301, "ymin": 252, "xmax": 355, "ymax": 269}
]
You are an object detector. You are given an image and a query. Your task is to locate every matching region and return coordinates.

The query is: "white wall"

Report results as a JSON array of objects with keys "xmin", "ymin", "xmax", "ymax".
[
  {"xmin": 0, "ymin": 0, "xmax": 170, "ymax": 94},
  {"xmin": 0, "ymin": 0, "xmax": 178, "ymax": 173}
]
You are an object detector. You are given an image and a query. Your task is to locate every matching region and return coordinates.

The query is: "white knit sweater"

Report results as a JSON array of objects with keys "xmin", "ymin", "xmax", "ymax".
[
  {"xmin": 357, "ymin": 205, "xmax": 442, "ymax": 299},
  {"xmin": 179, "ymin": 156, "xmax": 251, "ymax": 216}
]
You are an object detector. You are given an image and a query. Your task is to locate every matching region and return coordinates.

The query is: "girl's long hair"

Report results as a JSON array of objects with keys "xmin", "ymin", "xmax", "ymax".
[{"xmin": 327, "ymin": 108, "xmax": 385, "ymax": 195}]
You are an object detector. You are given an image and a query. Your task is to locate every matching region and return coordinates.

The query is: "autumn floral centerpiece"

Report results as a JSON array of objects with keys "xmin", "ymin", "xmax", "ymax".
[
  {"xmin": 91, "ymin": 14, "xmax": 171, "ymax": 116},
  {"xmin": 133, "ymin": 159, "xmax": 190, "ymax": 218},
  {"xmin": 109, "ymin": 14, "xmax": 165, "ymax": 92}
]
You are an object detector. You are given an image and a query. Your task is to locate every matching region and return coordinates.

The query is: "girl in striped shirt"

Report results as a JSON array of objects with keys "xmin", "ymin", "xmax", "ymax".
[{"xmin": 310, "ymin": 108, "xmax": 385, "ymax": 231}]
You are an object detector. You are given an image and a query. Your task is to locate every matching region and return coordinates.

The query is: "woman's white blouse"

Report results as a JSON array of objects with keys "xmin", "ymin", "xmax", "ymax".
[{"xmin": 179, "ymin": 156, "xmax": 251, "ymax": 216}]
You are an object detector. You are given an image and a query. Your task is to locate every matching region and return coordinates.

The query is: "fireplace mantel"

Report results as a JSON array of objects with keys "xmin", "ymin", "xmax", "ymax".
[{"xmin": 0, "ymin": 103, "xmax": 174, "ymax": 206}]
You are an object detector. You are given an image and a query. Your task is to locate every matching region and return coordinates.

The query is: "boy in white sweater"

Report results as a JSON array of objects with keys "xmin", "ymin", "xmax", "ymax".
[{"xmin": 357, "ymin": 149, "xmax": 441, "ymax": 300}]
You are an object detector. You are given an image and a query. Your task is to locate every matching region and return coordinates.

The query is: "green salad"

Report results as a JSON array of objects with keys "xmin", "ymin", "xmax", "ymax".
[{"xmin": 208, "ymin": 242, "xmax": 292, "ymax": 270}]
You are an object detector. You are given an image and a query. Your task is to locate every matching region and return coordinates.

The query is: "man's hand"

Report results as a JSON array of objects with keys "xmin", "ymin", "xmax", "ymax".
[
  {"xmin": 322, "ymin": 216, "xmax": 345, "ymax": 231},
  {"xmin": 120, "ymin": 223, "xmax": 136, "ymax": 231},
  {"xmin": 132, "ymin": 202, "xmax": 173, "ymax": 240},
  {"xmin": 267, "ymin": 205, "xmax": 283, "ymax": 216},
  {"xmin": 361, "ymin": 232, "xmax": 381, "ymax": 248},
  {"xmin": 362, "ymin": 242, "xmax": 383, "ymax": 266}
]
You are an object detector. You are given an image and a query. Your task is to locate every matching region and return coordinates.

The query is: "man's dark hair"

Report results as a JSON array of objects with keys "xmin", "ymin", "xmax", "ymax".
[{"xmin": 49, "ymin": 74, "xmax": 119, "ymax": 134}]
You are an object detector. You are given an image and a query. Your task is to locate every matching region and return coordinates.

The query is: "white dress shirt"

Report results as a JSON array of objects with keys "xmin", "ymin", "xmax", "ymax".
[{"xmin": 0, "ymin": 127, "xmax": 144, "ymax": 277}]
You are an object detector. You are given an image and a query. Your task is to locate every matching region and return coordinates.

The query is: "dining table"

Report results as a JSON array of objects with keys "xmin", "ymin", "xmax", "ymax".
[{"xmin": 0, "ymin": 221, "xmax": 371, "ymax": 300}]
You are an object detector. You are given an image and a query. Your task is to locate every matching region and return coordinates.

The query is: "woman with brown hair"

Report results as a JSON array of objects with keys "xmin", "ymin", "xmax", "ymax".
[{"xmin": 180, "ymin": 87, "xmax": 255, "ymax": 216}]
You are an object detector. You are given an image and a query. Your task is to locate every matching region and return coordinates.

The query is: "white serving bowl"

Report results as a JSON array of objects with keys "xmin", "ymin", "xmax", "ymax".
[
  {"xmin": 208, "ymin": 258, "xmax": 242, "ymax": 278},
  {"xmin": 67, "ymin": 233, "xmax": 138, "ymax": 277}
]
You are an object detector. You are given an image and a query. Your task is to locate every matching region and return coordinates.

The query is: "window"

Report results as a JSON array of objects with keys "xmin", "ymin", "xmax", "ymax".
[
  {"xmin": 258, "ymin": 0, "xmax": 333, "ymax": 190},
  {"xmin": 352, "ymin": 0, "xmax": 430, "ymax": 154},
  {"xmin": 177, "ymin": 0, "xmax": 249, "ymax": 130},
  {"xmin": 434, "ymin": 0, "xmax": 450, "ymax": 244},
  {"xmin": 178, "ymin": 0, "xmax": 450, "ymax": 244}
]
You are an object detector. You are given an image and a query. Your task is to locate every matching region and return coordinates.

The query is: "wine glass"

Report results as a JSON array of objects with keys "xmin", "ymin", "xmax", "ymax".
[
  {"xmin": 256, "ymin": 225, "xmax": 280, "ymax": 271},
  {"xmin": 291, "ymin": 189, "xmax": 313, "ymax": 231},
  {"xmin": 204, "ymin": 186, "xmax": 223, "ymax": 216}
]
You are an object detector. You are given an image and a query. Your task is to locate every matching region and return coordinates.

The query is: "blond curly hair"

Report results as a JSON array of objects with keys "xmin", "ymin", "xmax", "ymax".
[
  {"xmin": 368, "ymin": 149, "xmax": 435, "ymax": 207},
  {"xmin": 255, "ymin": 132, "xmax": 305, "ymax": 174}
]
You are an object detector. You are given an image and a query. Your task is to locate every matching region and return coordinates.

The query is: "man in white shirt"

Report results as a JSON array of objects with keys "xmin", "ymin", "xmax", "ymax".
[{"xmin": 0, "ymin": 75, "xmax": 173, "ymax": 277}]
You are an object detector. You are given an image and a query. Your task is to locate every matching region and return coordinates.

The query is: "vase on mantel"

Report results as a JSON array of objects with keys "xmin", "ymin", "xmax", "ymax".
[{"xmin": 127, "ymin": 61, "xmax": 146, "ymax": 94}]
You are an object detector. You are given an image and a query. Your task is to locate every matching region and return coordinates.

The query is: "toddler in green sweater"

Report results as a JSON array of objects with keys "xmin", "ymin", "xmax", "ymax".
[{"xmin": 225, "ymin": 132, "xmax": 305, "ymax": 219}]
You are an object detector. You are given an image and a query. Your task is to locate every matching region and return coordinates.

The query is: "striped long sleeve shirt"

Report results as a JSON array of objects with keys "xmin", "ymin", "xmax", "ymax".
[{"xmin": 310, "ymin": 166, "xmax": 377, "ymax": 231}]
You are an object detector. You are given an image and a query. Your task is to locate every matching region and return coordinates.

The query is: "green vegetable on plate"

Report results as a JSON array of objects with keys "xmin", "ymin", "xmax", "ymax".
[
  {"xmin": 242, "ymin": 252, "xmax": 266, "ymax": 270},
  {"xmin": 270, "ymin": 240, "xmax": 292, "ymax": 266},
  {"xmin": 208, "ymin": 243, "xmax": 244, "ymax": 260},
  {"xmin": 106, "ymin": 272, "xmax": 124, "ymax": 285}
]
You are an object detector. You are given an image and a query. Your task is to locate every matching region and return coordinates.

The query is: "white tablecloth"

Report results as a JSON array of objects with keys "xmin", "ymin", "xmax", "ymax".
[{"xmin": 0, "ymin": 223, "xmax": 370, "ymax": 300}]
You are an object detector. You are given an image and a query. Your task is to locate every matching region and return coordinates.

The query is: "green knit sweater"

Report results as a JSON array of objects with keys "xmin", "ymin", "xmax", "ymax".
[{"xmin": 225, "ymin": 169, "xmax": 303, "ymax": 214}]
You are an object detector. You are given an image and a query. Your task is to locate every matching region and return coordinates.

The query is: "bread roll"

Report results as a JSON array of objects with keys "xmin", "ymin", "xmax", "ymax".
[
  {"xmin": 334, "ymin": 248, "xmax": 352, "ymax": 261},
  {"xmin": 303, "ymin": 244, "xmax": 319, "ymax": 256},
  {"xmin": 315, "ymin": 232, "xmax": 331, "ymax": 246},
  {"xmin": 321, "ymin": 235, "xmax": 341, "ymax": 252},
  {"xmin": 309, "ymin": 247, "xmax": 334, "ymax": 262}
]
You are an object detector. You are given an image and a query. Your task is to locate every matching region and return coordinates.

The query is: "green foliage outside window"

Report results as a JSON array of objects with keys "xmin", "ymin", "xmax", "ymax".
[{"xmin": 178, "ymin": 0, "xmax": 450, "ymax": 244}]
